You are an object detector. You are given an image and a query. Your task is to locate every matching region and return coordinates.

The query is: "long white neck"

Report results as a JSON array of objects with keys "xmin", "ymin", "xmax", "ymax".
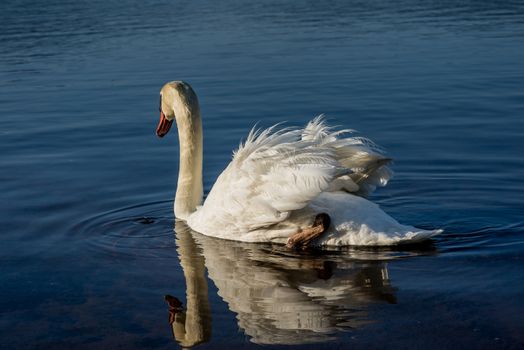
[{"xmin": 174, "ymin": 103, "xmax": 203, "ymax": 220}]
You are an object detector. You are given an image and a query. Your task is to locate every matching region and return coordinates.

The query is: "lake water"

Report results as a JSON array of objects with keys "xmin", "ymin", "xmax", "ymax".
[{"xmin": 1, "ymin": 0, "xmax": 524, "ymax": 348}]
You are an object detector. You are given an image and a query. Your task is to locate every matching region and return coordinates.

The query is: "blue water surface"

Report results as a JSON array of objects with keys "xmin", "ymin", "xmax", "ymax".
[{"xmin": 1, "ymin": 0, "xmax": 523, "ymax": 349}]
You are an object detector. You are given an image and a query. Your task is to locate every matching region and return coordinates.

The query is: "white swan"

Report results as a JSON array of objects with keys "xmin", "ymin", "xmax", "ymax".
[{"xmin": 155, "ymin": 81, "xmax": 441, "ymax": 246}]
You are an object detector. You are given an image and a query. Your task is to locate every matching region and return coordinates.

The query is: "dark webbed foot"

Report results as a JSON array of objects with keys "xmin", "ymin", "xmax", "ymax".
[{"xmin": 286, "ymin": 213, "xmax": 331, "ymax": 249}]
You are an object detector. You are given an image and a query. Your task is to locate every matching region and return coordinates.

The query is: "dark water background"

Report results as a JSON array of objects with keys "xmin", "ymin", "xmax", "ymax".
[{"xmin": 1, "ymin": 0, "xmax": 523, "ymax": 348}]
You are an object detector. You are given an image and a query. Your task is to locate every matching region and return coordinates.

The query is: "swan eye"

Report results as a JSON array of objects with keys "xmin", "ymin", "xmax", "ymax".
[{"xmin": 159, "ymin": 95, "xmax": 162, "ymax": 112}]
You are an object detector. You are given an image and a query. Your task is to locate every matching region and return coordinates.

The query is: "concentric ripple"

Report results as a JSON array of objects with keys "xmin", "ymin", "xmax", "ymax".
[{"xmin": 72, "ymin": 200, "xmax": 177, "ymax": 259}]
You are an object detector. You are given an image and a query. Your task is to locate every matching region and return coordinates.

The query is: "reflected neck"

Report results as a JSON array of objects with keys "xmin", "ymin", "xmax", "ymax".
[
  {"xmin": 172, "ymin": 222, "xmax": 211, "ymax": 347},
  {"xmin": 174, "ymin": 105, "xmax": 203, "ymax": 220}
]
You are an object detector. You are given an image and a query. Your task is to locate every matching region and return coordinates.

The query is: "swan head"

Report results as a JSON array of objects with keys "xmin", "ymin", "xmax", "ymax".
[{"xmin": 156, "ymin": 81, "xmax": 200, "ymax": 138}]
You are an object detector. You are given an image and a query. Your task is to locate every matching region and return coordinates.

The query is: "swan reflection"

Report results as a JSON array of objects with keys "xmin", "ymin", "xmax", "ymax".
[{"xmin": 168, "ymin": 221, "xmax": 403, "ymax": 346}]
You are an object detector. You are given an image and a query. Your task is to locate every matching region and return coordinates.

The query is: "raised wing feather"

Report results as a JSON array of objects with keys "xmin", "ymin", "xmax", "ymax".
[
  {"xmin": 188, "ymin": 117, "xmax": 392, "ymax": 236},
  {"xmin": 303, "ymin": 116, "xmax": 393, "ymax": 196}
]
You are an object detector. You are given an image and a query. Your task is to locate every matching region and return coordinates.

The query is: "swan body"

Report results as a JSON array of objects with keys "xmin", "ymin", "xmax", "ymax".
[{"xmin": 156, "ymin": 81, "xmax": 441, "ymax": 246}]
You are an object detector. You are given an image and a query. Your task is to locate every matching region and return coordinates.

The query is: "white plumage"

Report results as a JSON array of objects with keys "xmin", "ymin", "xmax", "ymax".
[{"xmin": 157, "ymin": 81, "xmax": 441, "ymax": 246}]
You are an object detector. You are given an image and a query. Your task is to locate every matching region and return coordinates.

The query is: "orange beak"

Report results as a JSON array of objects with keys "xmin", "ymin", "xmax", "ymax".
[{"xmin": 156, "ymin": 111, "xmax": 173, "ymax": 138}]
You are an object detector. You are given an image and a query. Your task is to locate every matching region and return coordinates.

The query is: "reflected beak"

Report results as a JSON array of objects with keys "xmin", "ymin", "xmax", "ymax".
[{"xmin": 156, "ymin": 111, "xmax": 173, "ymax": 138}]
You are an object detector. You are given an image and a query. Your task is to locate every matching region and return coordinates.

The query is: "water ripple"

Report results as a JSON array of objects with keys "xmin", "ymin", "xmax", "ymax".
[{"xmin": 71, "ymin": 200, "xmax": 177, "ymax": 259}]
